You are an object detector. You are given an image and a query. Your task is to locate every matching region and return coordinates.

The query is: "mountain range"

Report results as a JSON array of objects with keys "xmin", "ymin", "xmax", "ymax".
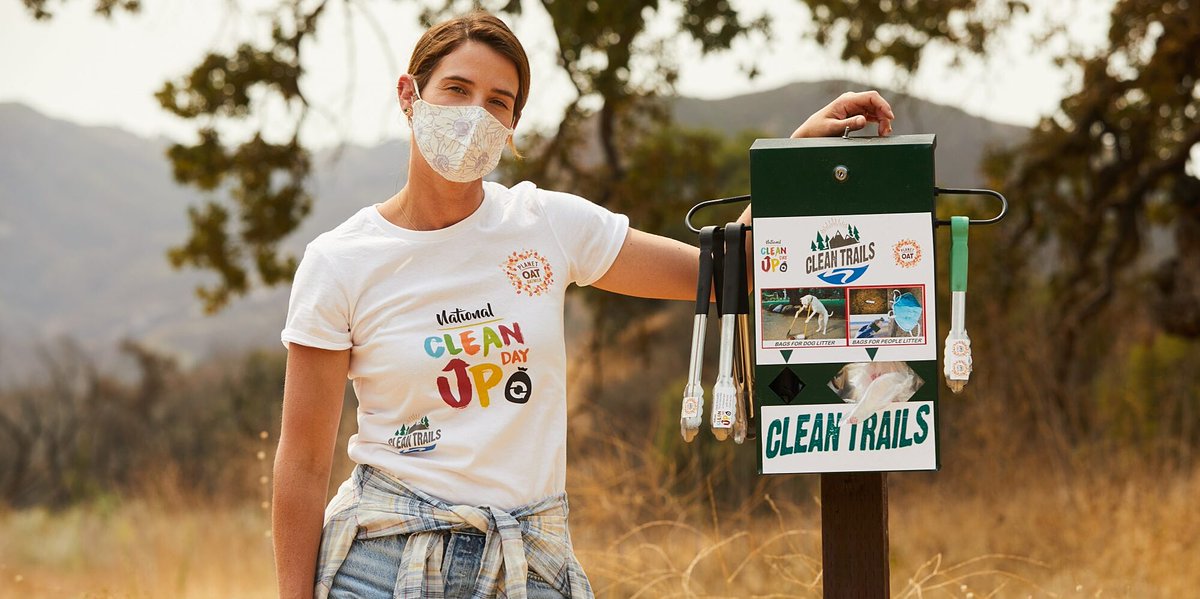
[{"xmin": 0, "ymin": 81, "xmax": 1026, "ymax": 381}]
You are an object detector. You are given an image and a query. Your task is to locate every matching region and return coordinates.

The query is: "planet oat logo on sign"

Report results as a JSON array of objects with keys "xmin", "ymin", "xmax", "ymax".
[
  {"xmin": 892, "ymin": 239, "xmax": 922, "ymax": 268},
  {"xmin": 806, "ymin": 218, "xmax": 876, "ymax": 285},
  {"xmin": 502, "ymin": 249, "xmax": 554, "ymax": 296}
]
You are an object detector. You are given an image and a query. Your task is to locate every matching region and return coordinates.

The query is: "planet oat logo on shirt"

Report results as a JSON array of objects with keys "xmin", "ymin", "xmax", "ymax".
[
  {"xmin": 501, "ymin": 249, "xmax": 554, "ymax": 296},
  {"xmin": 388, "ymin": 415, "xmax": 442, "ymax": 454},
  {"xmin": 806, "ymin": 219, "xmax": 876, "ymax": 285}
]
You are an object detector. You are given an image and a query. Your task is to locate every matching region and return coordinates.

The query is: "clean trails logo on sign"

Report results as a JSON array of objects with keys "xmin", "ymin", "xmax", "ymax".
[{"xmin": 805, "ymin": 218, "xmax": 875, "ymax": 285}]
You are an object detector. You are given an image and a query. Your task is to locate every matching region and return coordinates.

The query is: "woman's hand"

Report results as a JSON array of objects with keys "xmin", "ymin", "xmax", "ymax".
[{"xmin": 791, "ymin": 91, "xmax": 895, "ymax": 139}]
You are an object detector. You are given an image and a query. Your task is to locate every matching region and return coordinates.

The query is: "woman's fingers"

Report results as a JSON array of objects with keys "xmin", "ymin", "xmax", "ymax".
[
  {"xmin": 837, "ymin": 91, "xmax": 894, "ymax": 136},
  {"xmin": 837, "ymin": 114, "xmax": 869, "ymax": 132},
  {"xmin": 791, "ymin": 90, "xmax": 897, "ymax": 138},
  {"xmin": 839, "ymin": 91, "xmax": 895, "ymax": 120}
]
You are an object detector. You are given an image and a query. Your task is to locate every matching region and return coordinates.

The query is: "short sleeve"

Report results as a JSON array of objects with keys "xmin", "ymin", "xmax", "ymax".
[
  {"xmin": 280, "ymin": 244, "xmax": 353, "ymax": 350},
  {"xmin": 537, "ymin": 189, "xmax": 629, "ymax": 287}
]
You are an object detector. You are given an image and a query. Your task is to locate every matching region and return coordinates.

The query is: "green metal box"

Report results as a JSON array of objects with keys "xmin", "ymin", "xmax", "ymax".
[{"xmin": 750, "ymin": 134, "xmax": 940, "ymax": 474}]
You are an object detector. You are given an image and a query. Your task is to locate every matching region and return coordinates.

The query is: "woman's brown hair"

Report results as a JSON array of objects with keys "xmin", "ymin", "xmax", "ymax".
[{"xmin": 408, "ymin": 11, "xmax": 531, "ymax": 128}]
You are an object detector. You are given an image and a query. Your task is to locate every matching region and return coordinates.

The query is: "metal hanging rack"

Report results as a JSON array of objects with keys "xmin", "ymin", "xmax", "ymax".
[
  {"xmin": 684, "ymin": 187, "xmax": 1008, "ymax": 233},
  {"xmin": 685, "ymin": 195, "xmax": 751, "ymax": 234},
  {"xmin": 932, "ymin": 187, "xmax": 1008, "ymax": 226}
]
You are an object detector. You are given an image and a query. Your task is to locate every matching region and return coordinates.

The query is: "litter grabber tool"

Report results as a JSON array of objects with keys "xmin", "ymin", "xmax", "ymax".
[
  {"xmin": 784, "ymin": 301, "xmax": 811, "ymax": 339},
  {"xmin": 944, "ymin": 215, "xmax": 972, "ymax": 392},
  {"xmin": 681, "ymin": 226, "xmax": 719, "ymax": 442},
  {"xmin": 731, "ymin": 332, "xmax": 748, "ymax": 444},
  {"xmin": 729, "ymin": 223, "xmax": 757, "ymax": 444},
  {"xmin": 711, "ymin": 223, "xmax": 746, "ymax": 441}
]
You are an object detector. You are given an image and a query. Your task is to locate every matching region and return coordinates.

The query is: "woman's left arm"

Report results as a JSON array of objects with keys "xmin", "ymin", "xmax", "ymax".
[{"xmin": 592, "ymin": 91, "xmax": 895, "ymax": 301}]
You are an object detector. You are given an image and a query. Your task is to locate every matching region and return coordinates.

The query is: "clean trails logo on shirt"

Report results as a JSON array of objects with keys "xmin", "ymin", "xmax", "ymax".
[
  {"xmin": 388, "ymin": 415, "xmax": 442, "ymax": 454},
  {"xmin": 502, "ymin": 249, "xmax": 554, "ymax": 296}
]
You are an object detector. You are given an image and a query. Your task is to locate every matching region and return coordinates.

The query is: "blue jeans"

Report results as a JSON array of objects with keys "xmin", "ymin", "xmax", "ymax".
[{"xmin": 329, "ymin": 530, "xmax": 568, "ymax": 598}]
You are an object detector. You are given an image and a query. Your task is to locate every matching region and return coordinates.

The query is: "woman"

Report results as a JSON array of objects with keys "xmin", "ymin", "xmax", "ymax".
[{"xmin": 273, "ymin": 11, "xmax": 894, "ymax": 599}]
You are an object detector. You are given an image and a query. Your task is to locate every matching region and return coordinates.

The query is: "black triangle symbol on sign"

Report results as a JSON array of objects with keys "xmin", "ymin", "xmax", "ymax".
[
  {"xmin": 866, "ymin": 347, "xmax": 879, "ymax": 360},
  {"xmin": 780, "ymin": 349, "xmax": 793, "ymax": 363}
]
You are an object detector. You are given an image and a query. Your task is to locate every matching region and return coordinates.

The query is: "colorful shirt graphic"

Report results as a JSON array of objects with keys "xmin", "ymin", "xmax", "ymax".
[{"xmin": 282, "ymin": 181, "xmax": 628, "ymax": 510}]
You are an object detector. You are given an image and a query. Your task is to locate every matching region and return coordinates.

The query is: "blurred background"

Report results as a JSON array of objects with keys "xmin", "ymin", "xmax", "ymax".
[{"xmin": 1, "ymin": 0, "xmax": 1197, "ymax": 596}]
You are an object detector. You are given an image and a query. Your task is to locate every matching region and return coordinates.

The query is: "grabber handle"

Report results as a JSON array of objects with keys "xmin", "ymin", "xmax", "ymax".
[
  {"xmin": 951, "ymin": 216, "xmax": 969, "ymax": 292},
  {"xmin": 696, "ymin": 226, "xmax": 717, "ymax": 315},
  {"xmin": 721, "ymin": 224, "xmax": 745, "ymax": 317}
]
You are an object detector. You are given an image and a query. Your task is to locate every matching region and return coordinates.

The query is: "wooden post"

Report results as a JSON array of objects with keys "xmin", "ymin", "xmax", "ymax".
[{"xmin": 821, "ymin": 472, "xmax": 889, "ymax": 598}]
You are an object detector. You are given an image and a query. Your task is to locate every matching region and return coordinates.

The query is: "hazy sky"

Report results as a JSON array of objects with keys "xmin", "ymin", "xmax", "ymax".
[{"xmin": 1, "ymin": 0, "xmax": 1111, "ymax": 150}]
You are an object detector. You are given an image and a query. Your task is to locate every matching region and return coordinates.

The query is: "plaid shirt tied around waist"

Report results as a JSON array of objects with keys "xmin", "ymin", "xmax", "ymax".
[{"xmin": 314, "ymin": 465, "xmax": 594, "ymax": 599}]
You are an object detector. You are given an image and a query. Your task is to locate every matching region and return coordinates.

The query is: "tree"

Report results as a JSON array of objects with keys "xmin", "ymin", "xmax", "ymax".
[
  {"xmin": 20, "ymin": 0, "xmax": 1024, "ymax": 311},
  {"xmin": 21, "ymin": 0, "xmax": 139, "ymax": 19},
  {"xmin": 982, "ymin": 0, "xmax": 1200, "ymax": 443}
]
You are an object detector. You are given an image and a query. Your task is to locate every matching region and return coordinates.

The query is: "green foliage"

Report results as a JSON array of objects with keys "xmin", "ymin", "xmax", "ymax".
[
  {"xmin": 981, "ymin": 0, "xmax": 1200, "ymax": 442},
  {"xmin": 803, "ymin": 0, "xmax": 1027, "ymax": 70},
  {"xmin": 151, "ymin": 5, "xmax": 319, "ymax": 312},
  {"xmin": 1094, "ymin": 333, "xmax": 1200, "ymax": 469},
  {"xmin": 22, "ymin": 0, "xmax": 139, "ymax": 20},
  {"xmin": 0, "ymin": 340, "xmax": 291, "ymax": 507},
  {"xmin": 31, "ymin": 0, "xmax": 1200, "ymax": 472},
  {"xmin": 23, "ymin": 0, "xmax": 1011, "ymax": 312},
  {"xmin": 27, "ymin": 1, "xmax": 322, "ymax": 312},
  {"xmin": 988, "ymin": 2, "xmax": 1200, "ymax": 326}
]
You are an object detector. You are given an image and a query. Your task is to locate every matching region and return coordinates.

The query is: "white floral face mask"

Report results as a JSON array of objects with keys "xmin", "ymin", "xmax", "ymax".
[{"xmin": 409, "ymin": 80, "xmax": 514, "ymax": 183}]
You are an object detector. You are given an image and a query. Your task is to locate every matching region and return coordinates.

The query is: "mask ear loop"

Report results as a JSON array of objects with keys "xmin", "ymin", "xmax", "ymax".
[{"xmin": 403, "ymin": 79, "xmax": 421, "ymax": 119}]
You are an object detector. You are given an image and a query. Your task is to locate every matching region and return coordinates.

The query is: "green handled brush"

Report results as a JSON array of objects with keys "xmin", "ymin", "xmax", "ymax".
[{"xmin": 944, "ymin": 216, "xmax": 972, "ymax": 393}]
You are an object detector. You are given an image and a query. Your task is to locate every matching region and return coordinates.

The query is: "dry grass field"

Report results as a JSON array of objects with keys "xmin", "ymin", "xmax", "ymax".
[{"xmin": 1, "ymin": 430, "xmax": 1196, "ymax": 598}]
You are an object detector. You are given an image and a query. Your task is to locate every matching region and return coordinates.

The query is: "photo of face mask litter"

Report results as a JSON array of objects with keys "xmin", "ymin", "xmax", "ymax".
[{"xmin": 847, "ymin": 286, "xmax": 926, "ymax": 342}]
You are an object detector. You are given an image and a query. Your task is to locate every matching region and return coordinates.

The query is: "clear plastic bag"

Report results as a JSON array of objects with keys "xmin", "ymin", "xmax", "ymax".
[{"xmin": 828, "ymin": 361, "xmax": 924, "ymax": 427}]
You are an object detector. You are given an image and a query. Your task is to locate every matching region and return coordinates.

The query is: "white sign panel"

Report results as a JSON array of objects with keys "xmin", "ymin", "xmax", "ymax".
[
  {"xmin": 759, "ymin": 402, "xmax": 937, "ymax": 474},
  {"xmin": 754, "ymin": 212, "xmax": 937, "ymax": 365}
]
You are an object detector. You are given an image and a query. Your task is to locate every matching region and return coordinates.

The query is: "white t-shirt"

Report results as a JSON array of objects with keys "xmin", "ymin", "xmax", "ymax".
[{"xmin": 282, "ymin": 181, "xmax": 629, "ymax": 510}]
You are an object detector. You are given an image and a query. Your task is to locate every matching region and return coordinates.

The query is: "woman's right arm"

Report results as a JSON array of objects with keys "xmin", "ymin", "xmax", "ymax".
[{"xmin": 273, "ymin": 343, "xmax": 351, "ymax": 599}]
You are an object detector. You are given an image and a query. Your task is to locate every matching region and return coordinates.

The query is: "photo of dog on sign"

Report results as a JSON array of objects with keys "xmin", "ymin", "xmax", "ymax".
[{"xmin": 760, "ymin": 287, "xmax": 847, "ymax": 341}]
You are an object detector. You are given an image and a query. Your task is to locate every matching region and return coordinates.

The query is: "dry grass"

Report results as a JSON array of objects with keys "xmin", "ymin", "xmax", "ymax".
[
  {"xmin": 0, "ymin": 499, "xmax": 277, "ymax": 598},
  {"xmin": 565, "ymin": 431, "xmax": 1200, "ymax": 598},
  {"xmin": 2, "ymin": 437, "xmax": 1196, "ymax": 598}
]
